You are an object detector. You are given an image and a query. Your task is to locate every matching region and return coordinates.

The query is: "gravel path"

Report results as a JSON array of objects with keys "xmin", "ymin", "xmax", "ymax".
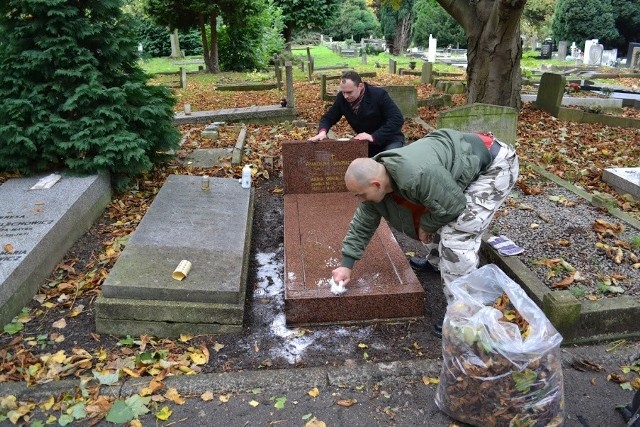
[{"xmin": 490, "ymin": 180, "xmax": 639, "ymax": 300}]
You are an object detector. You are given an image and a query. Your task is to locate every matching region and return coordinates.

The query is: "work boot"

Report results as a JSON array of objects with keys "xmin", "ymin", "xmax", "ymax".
[{"xmin": 409, "ymin": 257, "xmax": 438, "ymax": 273}]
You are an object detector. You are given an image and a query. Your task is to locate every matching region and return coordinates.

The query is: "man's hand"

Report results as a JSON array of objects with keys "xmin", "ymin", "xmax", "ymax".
[
  {"xmin": 418, "ymin": 228, "xmax": 432, "ymax": 243},
  {"xmin": 353, "ymin": 132, "xmax": 373, "ymax": 142},
  {"xmin": 309, "ymin": 130, "xmax": 327, "ymax": 142},
  {"xmin": 332, "ymin": 267, "xmax": 352, "ymax": 286}
]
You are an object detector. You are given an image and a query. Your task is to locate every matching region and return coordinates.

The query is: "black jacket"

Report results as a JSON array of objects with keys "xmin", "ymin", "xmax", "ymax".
[{"xmin": 318, "ymin": 83, "xmax": 405, "ymax": 148}]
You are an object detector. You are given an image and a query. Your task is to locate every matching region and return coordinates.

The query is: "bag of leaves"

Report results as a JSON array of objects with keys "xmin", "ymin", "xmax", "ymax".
[{"xmin": 435, "ymin": 264, "xmax": 565, "ymax": 427}]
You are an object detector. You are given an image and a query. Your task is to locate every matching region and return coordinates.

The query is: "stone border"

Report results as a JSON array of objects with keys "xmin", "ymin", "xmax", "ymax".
[{"xmin": 479, "ymin": 162, "xmax": 640, "ymax": 344}]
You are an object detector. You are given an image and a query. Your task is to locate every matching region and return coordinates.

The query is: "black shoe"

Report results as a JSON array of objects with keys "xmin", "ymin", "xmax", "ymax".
[
  {"xmin": 409, "ymin": 257, "xmax": 437, "ymax": 273},
  {"xmin": 432, "ymin": 323, "xmax": 443, "ymax": 339}
]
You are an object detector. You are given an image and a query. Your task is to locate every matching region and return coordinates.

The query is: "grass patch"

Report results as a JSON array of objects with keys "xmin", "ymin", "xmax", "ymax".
[{"xmin": 139, "ymin": 45, "xmax": 463, "ymax": 78}]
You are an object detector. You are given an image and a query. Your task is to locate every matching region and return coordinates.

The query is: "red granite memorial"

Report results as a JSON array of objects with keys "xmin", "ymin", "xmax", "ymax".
[{"xmin": 283, "ymin": 139, "xmax": 424, "ymax": 325}]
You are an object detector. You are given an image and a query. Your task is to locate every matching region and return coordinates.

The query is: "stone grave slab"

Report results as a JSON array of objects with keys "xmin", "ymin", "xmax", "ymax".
[
  {"xmin": 282, "ymin": 139, "xmax": 368, "ymax": 194},
  {"xmin": 184, "ymin": 148, "xmax": 232, "ymax": 168},
  {"xmin": 95, "ymin": 175, "xmax": 253, "ymax": 337},
  {"xmin": 0, "ymin": 173, "xmax": 111, "ymax": 326},
  {"xmin": 284, "ymin": 193, "xmax": 424, "ymax": 325},
  {"xmin": 602, "ymin": 167, "xmax": 640, "ymax": 199},
  {"xmin": 437, "ymin": 103, "xmax": 518, "ymax": 146}
]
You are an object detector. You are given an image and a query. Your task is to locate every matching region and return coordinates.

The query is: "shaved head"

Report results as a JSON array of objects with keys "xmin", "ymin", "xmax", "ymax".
[
  {"xmin": 345, "ymin": 158, "xmax": 381, "ymax": 186},
  {"xmin": 345, "ymin": 158, "xmax": 390, "ymax": 203}
]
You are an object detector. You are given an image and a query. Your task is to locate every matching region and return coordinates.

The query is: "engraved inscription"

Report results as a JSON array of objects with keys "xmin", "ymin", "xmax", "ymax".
[
  {"xmin": 305, "ymin": 156, "xmax": 351, "ymax": 193},
  {"xmin": 0, "ymin": 214, "xmax": 55, "ymax": 263}
]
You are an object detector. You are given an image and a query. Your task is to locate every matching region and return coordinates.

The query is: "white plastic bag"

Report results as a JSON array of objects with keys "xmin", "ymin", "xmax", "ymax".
[{"xmin": 435, "ymin": 264, "xmax": 565, "ymax": 426}]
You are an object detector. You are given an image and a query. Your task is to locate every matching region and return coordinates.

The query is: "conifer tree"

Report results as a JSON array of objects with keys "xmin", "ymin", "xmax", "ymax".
[{"xmin": 0, "ymin": 0, "xmax": 180, "ymax": 187}]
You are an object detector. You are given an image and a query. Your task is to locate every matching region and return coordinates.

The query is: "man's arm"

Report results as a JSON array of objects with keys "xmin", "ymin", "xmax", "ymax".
[
  {"xmin": 310, "ymin": 95, "xmax": 346, "ymax": 141},
  {"xmin": 369, "ymin": 90, "xmax": 404, "ymax": 145},
  {"xmin": 340, "ymin": 202, "xmax": 381, "ymax": 268}
]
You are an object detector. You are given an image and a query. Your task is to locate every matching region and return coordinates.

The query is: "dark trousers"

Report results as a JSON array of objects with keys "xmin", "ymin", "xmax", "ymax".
[{"xmin": 368, "ymin": 138, "xmax": 404, "ymax": 157}]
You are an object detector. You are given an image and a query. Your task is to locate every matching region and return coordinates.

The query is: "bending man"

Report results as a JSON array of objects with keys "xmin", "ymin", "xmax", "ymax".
[
  {"xmin": 309, "ymin": 70, "xmax": 405, "ymax": 157},
  {"xmin": 332, "ymin": 128, "xmax": 519, "ymax": 304}
]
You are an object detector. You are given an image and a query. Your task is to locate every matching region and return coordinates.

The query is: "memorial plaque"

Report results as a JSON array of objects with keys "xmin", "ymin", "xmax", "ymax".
[{"xmin": 282, "ymin": 139, "xmax": 368, "ymax": 194}]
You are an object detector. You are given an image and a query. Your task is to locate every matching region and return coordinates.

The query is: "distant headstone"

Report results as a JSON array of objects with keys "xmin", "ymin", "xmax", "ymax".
[
  {"xmin": 384, "ymin": 86, "xmax": 418, "ymax": 118},
  {"xmin": 557, "ymin": 41, "xmax": 568, "ymax": 60},
  {"xmin": 421, "ymin": 62, "xmax": 433, "ymax": 84},
  {"xmin": 602, "ymin": 167, "xmax": 640, "ymax": 199},
  {"xmin": 632, "ymin": 47, "xmax": 640, "ymax": 70},
  {"xmin": 534, "ymin": 72, "xmax": 566, "ymax": 117},
  {"xmin": 601, "ymin": 49, "xmax": 617, "ymax": 66},
  {"xmin": 428, "ymin": 34, "xmax": 437, "ymax": 63},
  {"xmin": 626, "ymin": 43, "xmax": 640, "ymax": 68},
  {"xmin": 587, "ymin": 44, "xmax": 604, "ymax": 65},
  {"xmin": 0, "ymin": 173, "xmax": 111, "ymax": 326},
  {"xmin": 282, "ymin": 139, "xmax": 368, "ymax": 194},
  {"xmin": 180, "ymin": 67, "xmax": 187, "ymax": 89},
  {"xmin": 95, "ymin": 175, "xmax": 254, "ymax": 337},
  {"xmin": 389, "ymin": 58, "xmax": 397, "ymax": 74},
  {"xmin": 583, "ymin": 39, "xmax": 598, "ymax": 65},
  {"xmin": 437, "ymin": 103, "xmax": 518, "ymax": 146}
]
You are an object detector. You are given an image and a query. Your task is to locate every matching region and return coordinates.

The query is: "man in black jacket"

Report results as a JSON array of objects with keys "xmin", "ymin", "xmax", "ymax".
[{"xmin": 309, "ymin": 70, "xmax": 405, "ymax": 157}]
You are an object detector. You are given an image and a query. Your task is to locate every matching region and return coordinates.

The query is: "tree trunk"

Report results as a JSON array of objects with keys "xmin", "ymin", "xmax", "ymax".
[
  {"xmin": 199, "ymin": 12, "xmax": 219, "ymax": 73},
  {"xmin": 436, "ymin": 0, "xmax": 526, "ymax": 109},
  {"xmin": 394, "ymin": 12, "xmax": 412, "ymax": 54},
  {"xmin": 169, "ymin": 28, "xmax": 182, "ymax": 59},
  {"xmin": 283, "ymin": 25, "xmax": 293, "ymax": 52}
]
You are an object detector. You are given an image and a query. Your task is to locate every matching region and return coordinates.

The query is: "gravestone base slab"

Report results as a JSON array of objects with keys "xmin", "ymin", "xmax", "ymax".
[
  {"xmin": 95, "ymin": 297, "xmax": 245, "ymax": 337},
  {"xmin": 284, "ymin": 192, "xmax": 424, "ymax": 326}
]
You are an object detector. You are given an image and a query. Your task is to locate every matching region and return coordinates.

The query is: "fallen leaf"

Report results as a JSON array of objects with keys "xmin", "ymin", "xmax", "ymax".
[
  {"xmin": 571, "ymin": 359, "xmax": 603, "ymax": 372},
  {"xmin": 201, "ymin": 391, "xmax": 214, "ymax": 401},
  {"xmin": 165, "ymin": 388, "xmax": 185, "ymax": 405},
  {"xmin": 336, "ymin": 399, "xmax": 357, "ymax": 407},
  {"xmin": 248, "ymin": 400, "xmax": 260, "ymax": 407},
  {"xmin": 52, "ymin": 318, "xmax": 67, "ymax": 329},
  {"xmin": 219, "ymin": 393, "xmax": 231, "ymax": 403},
  {"xmin": 3, "ymin": 243, "xmax": 14, "ymax": 253},
  {"xmin": 155, "ymin": 406, "xmax": 172, "ymax": 421},
  {"xmin": 212, "ymin": 342, "xmax": 225, "ymax": 352},
  {"xmin": 308, "ymin": 387, "xmax": 320, "ymax": 398},
  {"xmin": 608, "ymin": 372, "xmax": 628, "ymax": 383},
  {"xmin": 422, "ymin": 376, "xmax": 440, "ymax": 385},
  {"xmin": 305, "ymin": 417, "xmax": 327, "ymax": 427}
]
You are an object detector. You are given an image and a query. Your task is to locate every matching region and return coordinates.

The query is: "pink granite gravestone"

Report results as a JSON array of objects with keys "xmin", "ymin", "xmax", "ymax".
[
  {"xmin": 282, "ymin": 139, "xmax": 424, "ymax": 326},
  {"xmin": 282, "ymin": 139, "xmax": 368, "ymax": 194}
]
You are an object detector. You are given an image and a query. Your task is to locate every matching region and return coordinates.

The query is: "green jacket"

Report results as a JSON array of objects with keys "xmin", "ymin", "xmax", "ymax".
[{"xmin": 341, "ymin": 128, "xmax": 490, "ymax": 268}]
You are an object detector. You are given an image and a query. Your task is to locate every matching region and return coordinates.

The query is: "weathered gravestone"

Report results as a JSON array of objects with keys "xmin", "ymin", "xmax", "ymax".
[
  {"xmin": 534, "ymin": 72, "xmax": 566, "ymax": 117},
  {"xmin": 557, "ymin": 41, "xmax": 568, "ymax": 61},
  {"xmin": 437, "ymin": 103, "xmax": 518, "ymax": 146},
  {"xmin": 95, "ymin": 175, "xmax": 253, "ymax": 337},
  {"xmin": 385, "ymin": 86, "xmax": 418, "ymax": 117},
  {"xmin": 282, "ymin": 139, "xmax": 424, "ymax": 325},
  {"xmin": 626, "ymin": 43, "xmax": 640, "ymax": 68},
  {"xmin": 0, "ymin": 173, "xmax": 111, "ymax": 326}
]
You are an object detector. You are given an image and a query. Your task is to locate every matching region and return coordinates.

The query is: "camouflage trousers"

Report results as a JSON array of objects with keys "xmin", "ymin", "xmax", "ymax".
[{"xmin": 423, "ymin": 139, "xmax": 519, "ymax": 301}]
